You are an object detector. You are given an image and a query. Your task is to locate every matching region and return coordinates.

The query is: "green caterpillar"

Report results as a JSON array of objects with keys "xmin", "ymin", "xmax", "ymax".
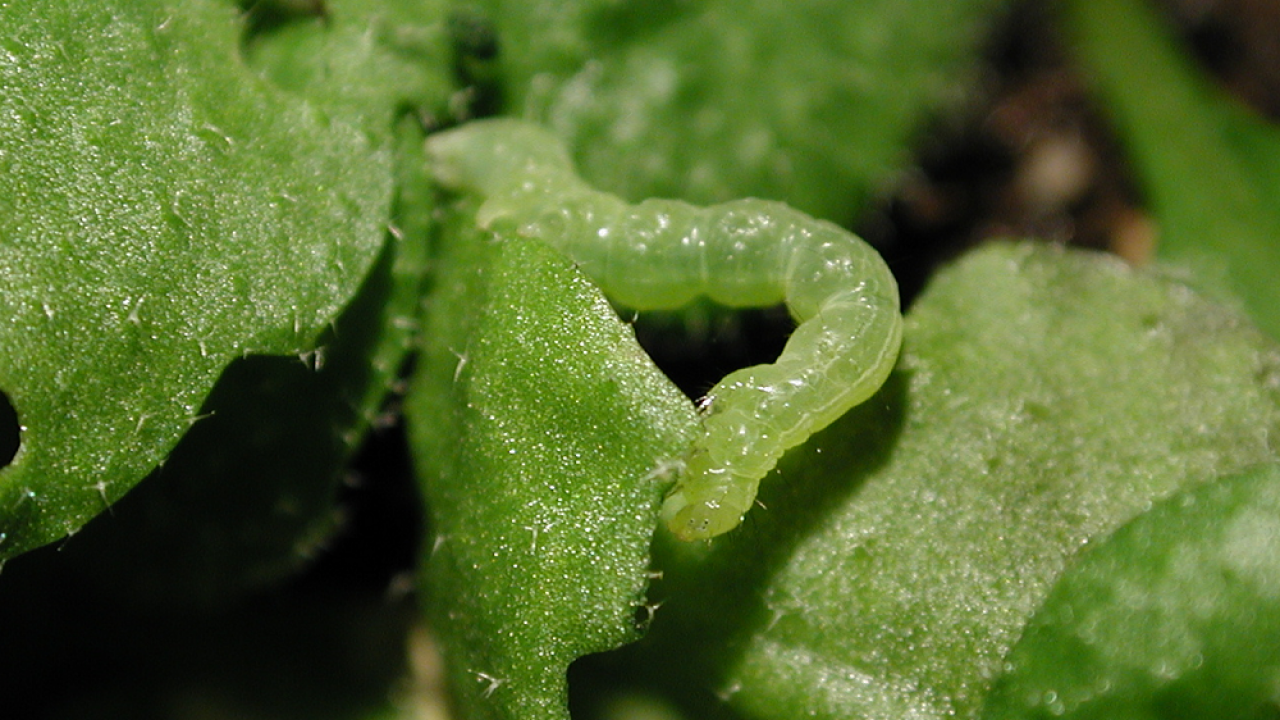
[{"xmin": 428, "ymin": 119, "xmax": 903, "ymax": 540}]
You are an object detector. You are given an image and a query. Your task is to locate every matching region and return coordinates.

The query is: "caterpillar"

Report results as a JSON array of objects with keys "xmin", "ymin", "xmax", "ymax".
[{"xmin": 428, "ymin": 119, "xmax": 904, "ymax": 540}]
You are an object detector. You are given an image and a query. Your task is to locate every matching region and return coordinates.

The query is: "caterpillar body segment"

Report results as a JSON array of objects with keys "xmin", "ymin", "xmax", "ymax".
[{"xmin": 428, "ymin": 119, "xmax": 903, "ymax": 540}]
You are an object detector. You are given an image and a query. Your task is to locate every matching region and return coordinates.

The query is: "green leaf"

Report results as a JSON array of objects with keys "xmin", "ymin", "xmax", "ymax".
[
  {"xmin": 0, "ymin": 0, "xmax": 391, "ymax": 560},
  {"xmin": 407, "ymin": 210, "xmax": 698, "ymax": 719},
  {"xmin": 40, "ymin": 227, "xmax": 420, "ymax": 607},
  {"xmin": 1061, "ymin": 0, "xmax": 1280, "ymax": 339},
  {"xmin": 470, "ymin": 0, "xmax": 1010, "ymax": 222},
  {"xmin": 982, "ymin": 463, "xmax": 1280, "ymax": 720},
  {"xmin": 636, "ymin": 242, "xmax": 1280, "ymax": 719},
  {"xmin": 244, "ymin": 0, "xmax": 455, "ymax": 133},
  {"xmin": 30, "ymin": 1, "xmax": 455, "ymax": 605}
]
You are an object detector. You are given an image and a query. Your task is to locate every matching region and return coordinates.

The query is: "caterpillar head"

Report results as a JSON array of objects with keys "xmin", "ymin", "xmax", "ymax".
[{"xmin": 660, "ymin": 468, "xmax": 760, "ymax": 541}]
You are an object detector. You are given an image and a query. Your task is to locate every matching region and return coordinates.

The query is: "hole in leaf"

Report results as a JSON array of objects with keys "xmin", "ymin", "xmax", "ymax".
[{"xmin": 0, "ymin": 391, "xmax": 20, "ymax": 468}]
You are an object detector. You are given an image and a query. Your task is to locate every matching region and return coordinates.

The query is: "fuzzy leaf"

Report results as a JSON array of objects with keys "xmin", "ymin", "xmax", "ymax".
[
  {"xmin": 0, "ymin": 0, "xmax": 390, "ymax": 560},
  {"xmin": 50, "ymin": 0, "xmax": 457, "ymax": 604},
  {"xmin": 469, "ymin": 0, "xmax": 1009, "ymax": 222},
  {"xmin": 639, "ymin": 243, "xmax": 1280, "ymax": 720},
  {"xmin": 408, "ymin": 214, "xmax": 698, "ymax": 720},
  {"xmin": 982, "ymin": 463, "xmax": 1280, "ymax": 720},
  {"xmin": 244, "ymin": 0, "xmax": 454, "ymax": 131}
]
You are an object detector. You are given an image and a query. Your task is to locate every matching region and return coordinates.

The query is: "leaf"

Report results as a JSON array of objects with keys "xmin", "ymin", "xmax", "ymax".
[
  {"xmin": 1061, "ymin": 0, "xmax": 1280, "ymax": 339},
  {"xmin": 244, "ymin": 0, "xmax": 455, "ymax": 133},
  {"xmin": 635, "ymin": 242, "xmax": 1280, "ymax": 719},
  {"xmin": 406, "ymin": 209, "xmax": 698, "ymax": 719},
  {"xmin": 40, "ymin": 225, "xmax": 421, "ymax": 607},
  {"xmin": 469, "ymin": 0, "xmax": 1011, "ymax": 222},
  {"xmin": 38, "ymin": 107, "xmax": 444, "ymax": 611},
  {"xmin": 47, "ymin": 2, "xmax": 457, "ymax": 604},
  {"xmin": 981, "ymin": 463, "xmax": 1280, "ymax": 720},
  {"xmin": 0, "ymin": 0, "xmax": 391, "ymax": 560}
]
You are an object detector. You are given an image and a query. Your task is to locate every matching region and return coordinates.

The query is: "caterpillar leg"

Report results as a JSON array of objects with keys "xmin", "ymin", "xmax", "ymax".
[{"xmin": 427, "ymin": 119, "xmax": 904, "ymax": 541}]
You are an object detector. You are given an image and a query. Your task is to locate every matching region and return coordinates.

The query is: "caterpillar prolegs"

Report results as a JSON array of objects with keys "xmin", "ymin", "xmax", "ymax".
[{"xmin": 428, "ymin": 119, "xmax": 904, "ymax": 540}]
